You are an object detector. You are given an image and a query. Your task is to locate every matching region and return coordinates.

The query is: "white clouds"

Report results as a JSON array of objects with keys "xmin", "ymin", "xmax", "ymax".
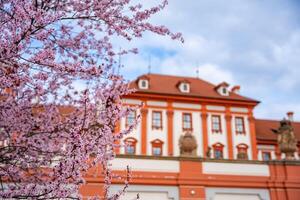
[
  {"xmin": 255, "ymin": 102, "xmax": 300, "ymax": 121},
  {"xmin": 115, "ymin": 0, "xmax": 300, "ymax": 121},
  {"xmin": 197, "ymin": 63, "xmax": 235, "ymax": 85}
]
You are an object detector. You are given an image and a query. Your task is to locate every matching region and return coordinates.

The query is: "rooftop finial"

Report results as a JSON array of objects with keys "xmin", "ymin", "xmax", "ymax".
[
  {"xmin": 148, "ymin": 55, "xmax": 151, "ymax": 74},
  {"xmin": 196, "ymin": 61, "xmax": 200, "ymax": 78}
]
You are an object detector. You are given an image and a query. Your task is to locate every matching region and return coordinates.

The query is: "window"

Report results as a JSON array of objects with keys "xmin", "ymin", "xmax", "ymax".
[
  {"xmin": 182, "ymin": 113, "xmax": 192, "ymax": 130},
  {"xmin": 138, "ymin": 79, "xmax": 149, "ymax": 89},
  {"xmin": 212, "ymin": 115, "xmax": 222, "ymax": 133},
  {"xmin": 152, "ymin": 111, "xmax": 162, "ymax": 129},
  {"xmin": 151, "ymin": 139, "xmax": 163, "ymax": 156},
  {"xmin": 124, "ymin": 137, "xmax": 137, "ymax": 155},
  {"xmin": 153, "ymin": 147, "xmax": 162, "ymax": 156},
  {"xmin": 222, "ymin": 87, "xmax": 227, "ymax": 95},
  {"xmin": 126, "ymin": 111, "xmax": 136, "ymax": 127},
  {"xmin": 237, "ymin": 143, "xmax": 248, "ymax": 160},
  {"xmin": 141, "ymin": 80, "xmax": 147, "ymax": 87},
  {"xmin": 212, "ymin": 143, "xmax": 224, "ymax": 159},
  {"xmin": 178, "ymin": 81, "xmax": 190, "ymax": 93},
  {"xmin": 183, "ymin": 84, "xmax": 187, "ymax": 91},
  {"xmin": 262, "ymin": 151, "xmax": 271, "ymax": 161},
  {"xmin": 235, "ymin": 117, "xmax": 245, "ymax": 134}
]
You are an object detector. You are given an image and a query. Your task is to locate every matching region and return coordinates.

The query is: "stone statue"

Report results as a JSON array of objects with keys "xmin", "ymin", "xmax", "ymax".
[
  {"xmin": 206, "ymin": 146, "xmax": 211, "ymax": 158},
  {"xmin": 272, "ymin": 118, "xmax": 298, "ymax": 160},
  {"xmin": 179, "ymin": 132, "xmax": 197, "ymax": 157}
]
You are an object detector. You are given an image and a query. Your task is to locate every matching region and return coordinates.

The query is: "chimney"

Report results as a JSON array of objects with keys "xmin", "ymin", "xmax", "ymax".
[
  {"xmin": 287, "ymin": 111, "xmax": 294, "ymax": 122},
  {"xmin": 231, "ymin": 85, "xmax": 241, "ymax": 94}
]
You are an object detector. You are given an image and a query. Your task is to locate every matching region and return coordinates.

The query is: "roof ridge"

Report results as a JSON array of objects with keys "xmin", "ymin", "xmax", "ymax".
[
  {"xmin": 144, "ymin": 73, "xmax": 218, "ymax": 86},
  {"xmin": 131, "ymin": 73, "xmax": 259, "ymax": 103},
  {"xmin": 256, "ymin": 118, "xmax": 300, "ymax": 124}
]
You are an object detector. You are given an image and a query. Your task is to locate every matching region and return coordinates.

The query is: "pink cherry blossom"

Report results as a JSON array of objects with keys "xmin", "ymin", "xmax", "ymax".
[{"xmin": 0, "ymin": 0, "xmax": 182, "ymax": 199}]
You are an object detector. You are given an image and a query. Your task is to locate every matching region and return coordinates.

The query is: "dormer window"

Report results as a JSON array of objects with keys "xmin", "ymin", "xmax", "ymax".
[
  {"xmin": 178, "ymin": 80, "xmax": 190, "ymax": 93},
  {"xmin": 215, "ymin": 82, "xmax": 229, "ymax": 96},
  {"xmin": 222, "ymin": 87, "xmax": 227, "ymax": 94},
  {"xmin": 138, "ymin": 79, "xmax": 149, "ymax": 89}
]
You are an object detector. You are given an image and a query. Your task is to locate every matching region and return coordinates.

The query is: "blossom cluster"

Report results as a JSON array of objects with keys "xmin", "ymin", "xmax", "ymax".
[{"xmin": 0, "ymin": 0, "xmax": 181, "ymax": 199}]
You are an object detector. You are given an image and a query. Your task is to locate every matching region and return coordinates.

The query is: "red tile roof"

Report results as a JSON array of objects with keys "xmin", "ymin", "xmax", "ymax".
[
  {"xmin": 129, "ymin": 73, "xmax": 259, "ymax": 103},
  {"xmin": 255, "ymin": 119, "xmax": 300, "ymax": 142}
]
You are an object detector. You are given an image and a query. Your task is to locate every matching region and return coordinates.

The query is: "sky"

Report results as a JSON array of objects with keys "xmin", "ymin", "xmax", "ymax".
[{"xmin": 114, "ymin": 0, "xmax": 300, "ymax": 121}]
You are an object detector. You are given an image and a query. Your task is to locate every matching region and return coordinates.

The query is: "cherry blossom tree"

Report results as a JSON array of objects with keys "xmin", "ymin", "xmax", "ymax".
[{"xmin": 0, "ymin": 0, "xmax": 182, "ymax": 199}]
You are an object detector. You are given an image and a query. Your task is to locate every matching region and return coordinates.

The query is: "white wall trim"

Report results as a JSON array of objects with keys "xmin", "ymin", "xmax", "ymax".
[
  {"xmin": 110, "ymin": 185, "xmax": 179, "ymax": 200},
  {"xmin": 147, "ymin": 100, "xmax": 167, "ymax": 107},
  {"xmin": 110, "ymin": 158, "xmax": 180, "ymax": 172},
  {"xmin": 206, "ymin": 187, "xmax": 270, "ymax": 200},
  {"xmin": 230, "ymin": 107, "xmax": 249, "ymax": 113},
  {"xmin": 203, "ymin": 162, "xmax": 270, "ymax": 176},
  {"xmin": 172, "ymin": 102, "xmax": 201, "ymax": 109},
  {"xmin": 122, "ymin": 98, "xmax": 142, "ymax": 105},
  {"xmin": 207, "ymin": 105, "xmax": 225, "ymax": 111}
]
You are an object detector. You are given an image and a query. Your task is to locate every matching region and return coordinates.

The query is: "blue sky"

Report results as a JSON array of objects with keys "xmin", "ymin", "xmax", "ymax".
[{"xmin": 114, "ymin": 0, "xmax": 300, "ymax": 121}]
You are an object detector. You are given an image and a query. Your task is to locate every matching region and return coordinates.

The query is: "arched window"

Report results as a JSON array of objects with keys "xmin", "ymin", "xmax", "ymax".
[
  {"xmin": 212, "ymin": 143, "xmax": 224, "ymax": 159},
  {"xmin": 124, "ymin": 137, "xmax": 137, "ymax": 155},
  {"xmin": 236, "ymin": 143, "xmax": 248, "ymax": 160},
  {"xmin": 151, "ymin": 139, "xmax": 164, "ymax": 156}
]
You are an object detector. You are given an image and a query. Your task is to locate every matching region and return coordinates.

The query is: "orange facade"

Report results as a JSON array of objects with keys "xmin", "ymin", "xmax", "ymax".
[{"xmin": 81, "ymin": 74, "xmax": 300, "ymax": 199}]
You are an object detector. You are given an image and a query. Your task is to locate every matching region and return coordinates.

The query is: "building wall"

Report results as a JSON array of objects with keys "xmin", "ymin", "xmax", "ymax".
[
  {"xmin": 147, "ymin": 108, "xmax": 168, "ymax": 155},
  {"xmin": 109, "ymin": 185, "xmax": 179, "ymax": 200},
  {"xmin": 207, "ymin": 111, "xmax": 229, "ymax": 158},
  {"xmin": 120, "ymin": 109, "xmax": 142, "ymax": 154},
  {"xmin": 173, "ymin": 109, "xmax": 203, "ymax": 157},
  {"xmin": 206, "ymin": 188, "xmax": 270, "ymax": 200},
  {"xmin": 82, "ymin": 156, "xmax": 300, "ymax": 200},
  {"xmin": 231, "ymin": 114, "xmax": 252, "ymax": 159},
  {"xmin": 121, "ymin": 98, "xmax": 256, "ymax": 160}
]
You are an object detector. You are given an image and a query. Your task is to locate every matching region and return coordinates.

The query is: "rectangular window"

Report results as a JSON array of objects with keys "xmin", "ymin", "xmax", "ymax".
[
  {"xmin": 151, "ymin": 139, "xmax": 163, "ymax": 156},
  {"xmin": 214, "ymin": 149, "xmax": 223, "ymax": 159},
  {"xmin": 213, "ymin": 143, "xmax": 224, "ymax": 159},
  {"xmin": 212, "ymin": 115, "xmax": 222, "ymax": 133},
  {"xmin": 235, "ymin": 117, "xmax": 245, "ymax": 134},
  {"xmin": 182, "ymin": 113, "xmax": 192, "ymax": 130},
  {"xmin": 126, "ymin": 111, "xmax": 136, "ymax": 127},
  {"xmin": 153, "ymin": 147, "xmax": 162, "ymax": 156},
  {"xmin": 124, "ymin": 138, "xmax": 137, "ymax": 155},
  {"xmin": 262, "ymin": 151, "xmax": 271, "ymax": 161},
  {"xmin": 152, "ymin": 111, "xmax": 162, "ymax": 129},
  {"xmin": 237, "ymin": 144, "xmax": 248, "ymax": 160},
  {"xmin": 125, "ymin": 145, "xmax": 135, "ymax": 154}
]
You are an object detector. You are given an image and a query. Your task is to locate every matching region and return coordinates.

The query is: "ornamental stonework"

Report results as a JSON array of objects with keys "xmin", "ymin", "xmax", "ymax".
[
  {"xmin": 179, "ymin": 132, "xmax": 197, "ymax": 157},
  {"xmin": 272, "ymin": 119, "xmax": 298, "ymax": 160}
]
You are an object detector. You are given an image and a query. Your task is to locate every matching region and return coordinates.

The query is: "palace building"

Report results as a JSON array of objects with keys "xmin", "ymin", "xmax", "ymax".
[{"xmin": 81, "ymin": 73, "xmax": 300, "ymax": 200}]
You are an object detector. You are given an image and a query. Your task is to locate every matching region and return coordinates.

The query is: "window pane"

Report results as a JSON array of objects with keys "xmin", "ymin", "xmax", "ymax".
[
  {"xmin": 236, "ymin": 117, "xmax": 244, "ymax": 133},
  {"xmin": 126, "ymin": 145, "xmax": 135, "ymax": 154},
  {"xmin": 126, "ymin": 111, "xmax": 135, "ymax": 126},
  {"xmin": 212, "ymin": 116, "xmax": 221, "ymax": 131},
  {"xmin": 262, "ymin": 152, "xmax": 271, "ymax": 161},
  {"xmin": 183, "ymin": 114, "xmax": 192, "ymax": 129},
  {"xmin": 153, "ymin": 147, "xmax": 161, "ymax": 155},
  {"xmin": 152, "ymin": 112, "xmax": 162, "ymax": 128},
  {"xmin": 214, "ymin": 149, "xmax": 223, "ymax": 159}
]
